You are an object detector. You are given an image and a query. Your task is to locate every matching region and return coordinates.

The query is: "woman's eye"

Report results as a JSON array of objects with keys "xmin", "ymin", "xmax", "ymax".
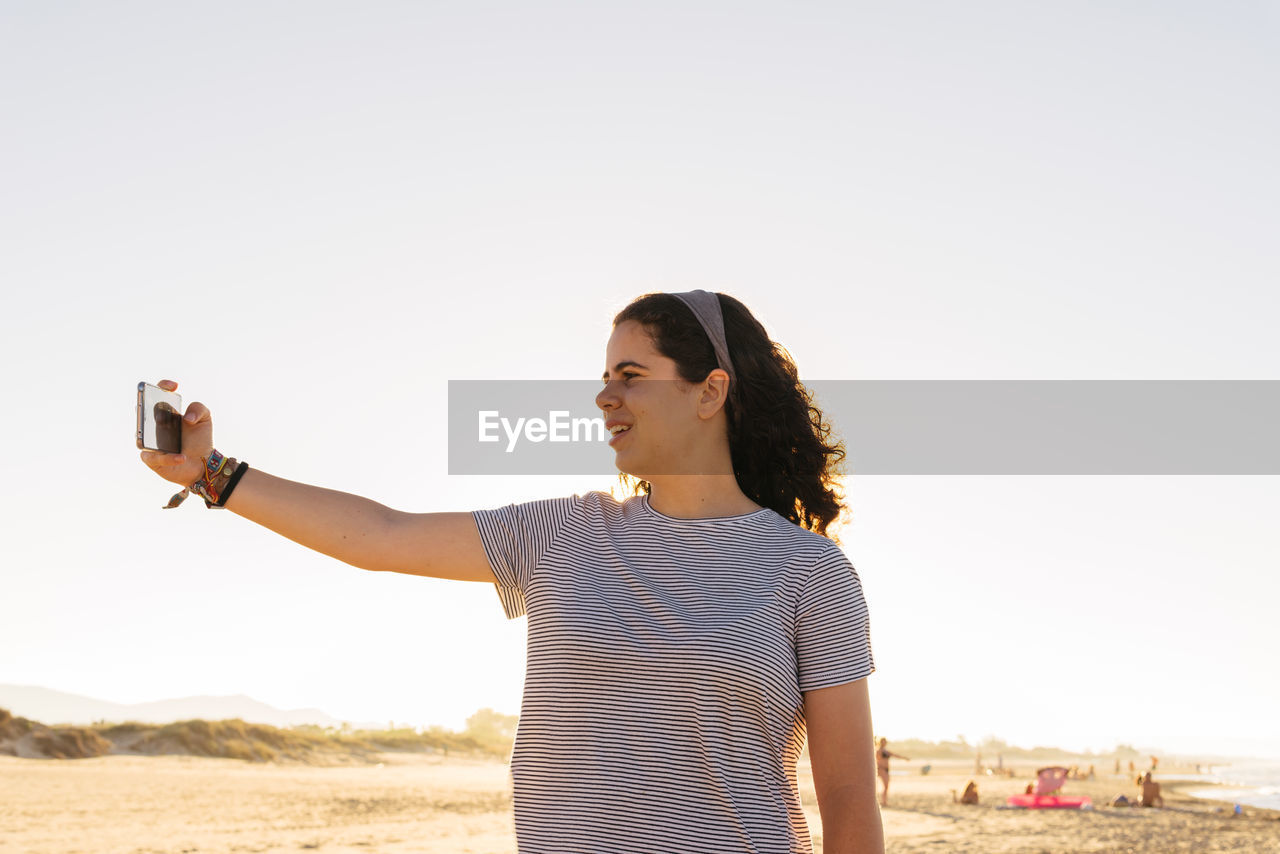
[{"xmin": 622, "ymin": 372, "xmax": 638, "ymax": 381}]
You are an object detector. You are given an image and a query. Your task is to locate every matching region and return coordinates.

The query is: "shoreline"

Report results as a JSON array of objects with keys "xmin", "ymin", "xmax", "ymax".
[{"xmin": 1164, "ymin": 777, "xmax": 1280, "ymax": 814}]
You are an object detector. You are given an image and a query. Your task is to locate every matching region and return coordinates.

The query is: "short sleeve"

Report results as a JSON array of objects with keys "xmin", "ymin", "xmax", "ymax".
[
  {"xmin": 794, "ymin": 545, "xmax": 875, "ymax": 692},
  {"xmin": 471, "ymin": 494, "xmax": 581, "ymax": 620}
]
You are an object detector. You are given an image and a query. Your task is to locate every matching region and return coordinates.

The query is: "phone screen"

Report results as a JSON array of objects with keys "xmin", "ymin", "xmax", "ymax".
[{"xmin": 137, "ymin": 383, "xmax": 183, "ymax": 453}]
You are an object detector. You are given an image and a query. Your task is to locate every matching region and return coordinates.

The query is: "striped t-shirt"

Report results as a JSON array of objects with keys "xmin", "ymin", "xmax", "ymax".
[{"xmin": 471, "ymin": 489, "xmax": 875, "ymax": 854}]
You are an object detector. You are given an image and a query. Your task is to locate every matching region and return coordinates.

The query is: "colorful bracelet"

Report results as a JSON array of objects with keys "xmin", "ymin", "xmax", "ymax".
[{"xmin": 162, "ymin": 450, "xmax": 249, "ymax": 510}]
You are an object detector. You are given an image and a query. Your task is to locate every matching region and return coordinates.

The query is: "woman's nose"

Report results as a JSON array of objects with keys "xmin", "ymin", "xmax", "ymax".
[{"xmin": 596, "ymin": 383, "xmax": 620, "ymax": 411}]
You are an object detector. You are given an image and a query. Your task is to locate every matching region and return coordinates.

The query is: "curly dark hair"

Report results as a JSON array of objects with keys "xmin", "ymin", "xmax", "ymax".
[{"xmin": 611, "ymin": 292, "xmax": 849, "ymax": 541}]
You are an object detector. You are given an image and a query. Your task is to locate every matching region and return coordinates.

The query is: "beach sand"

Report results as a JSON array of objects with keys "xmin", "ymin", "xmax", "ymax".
[{"xmin": 1, "ymin": 753, "xmax": 1277, "ymax": 853}]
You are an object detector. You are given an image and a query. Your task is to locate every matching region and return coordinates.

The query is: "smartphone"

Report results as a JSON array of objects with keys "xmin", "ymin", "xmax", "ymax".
[{"xmin": 137, "ymin": 382, "xmax": 183, "ymax": 454}]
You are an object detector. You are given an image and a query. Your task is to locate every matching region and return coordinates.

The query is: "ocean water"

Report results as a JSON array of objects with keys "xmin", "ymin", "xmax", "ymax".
[{"xmin": 1169, "ymin": 760, "xmax": 1280, "ymax": 811}]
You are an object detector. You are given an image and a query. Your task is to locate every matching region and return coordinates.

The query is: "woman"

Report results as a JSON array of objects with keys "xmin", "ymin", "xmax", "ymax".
[
  {"xmin": 951, "ymin": 780, "xmax": 979, "ymax": 805},
  {"xmin": 876, "ymin": 737, "xmax": 910, "ymax": 807},
  {"xmin": 139, "ymin": 290, "xmax": 883, "ymax": 853}
]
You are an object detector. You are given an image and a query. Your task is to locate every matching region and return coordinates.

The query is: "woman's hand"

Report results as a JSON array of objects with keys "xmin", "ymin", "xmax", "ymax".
[{"xmin": 139, "ymin": 379, "xmax": 214, "ymax": 487}]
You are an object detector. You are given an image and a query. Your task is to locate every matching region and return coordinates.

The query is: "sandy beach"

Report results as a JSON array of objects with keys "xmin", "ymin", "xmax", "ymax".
[{"xmin": 1, "ymin": 753, "xmax": 1277, "ymax": 853}]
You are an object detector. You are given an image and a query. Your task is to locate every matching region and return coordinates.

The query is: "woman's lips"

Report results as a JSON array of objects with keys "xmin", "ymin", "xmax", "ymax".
[{"xmin": 608, "ymin": 425, "xmax": 632, "ymax": 447}]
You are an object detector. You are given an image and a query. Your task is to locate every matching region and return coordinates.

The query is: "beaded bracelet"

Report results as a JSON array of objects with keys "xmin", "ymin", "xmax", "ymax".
[{"xmin": 162, "ymin": 450, "xmax": 249, "ymax": 510}]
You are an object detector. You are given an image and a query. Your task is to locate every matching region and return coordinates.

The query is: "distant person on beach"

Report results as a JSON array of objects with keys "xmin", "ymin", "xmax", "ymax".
[
  {"xmin": 877, "ymin": 737, "xmax": 910, "ymax": 807},
  {"xmin": 1140, "ymin": 772, "xmax": 1164, "ymax": 808},
  {"xmin": 138, "ymin": 291, "xmax": 885, "ymax": 853},
  {"xmin": 951, "ymin": 780, "xmax": 979, "ymax": 805},
  {"xmin": 1034, "ymin": 766, "xmax": 1070, "ymax": 797}
]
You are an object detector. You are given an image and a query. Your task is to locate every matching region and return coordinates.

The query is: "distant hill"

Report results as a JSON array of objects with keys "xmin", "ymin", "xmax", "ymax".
[{"xmin": 0, "ymin": 684, "xmax": 382, "ymax": 730}]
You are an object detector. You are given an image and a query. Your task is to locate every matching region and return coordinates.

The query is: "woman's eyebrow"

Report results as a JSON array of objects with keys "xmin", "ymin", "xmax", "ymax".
[{"xmin": 601, "ymin": 360, "xmax": 648, "ymax": 381}]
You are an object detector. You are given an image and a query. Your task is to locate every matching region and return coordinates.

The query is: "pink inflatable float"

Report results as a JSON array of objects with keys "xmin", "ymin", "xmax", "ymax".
[{"xmin": 1005, "ymin": 794, "xmax": 1092, "ymax": 809}]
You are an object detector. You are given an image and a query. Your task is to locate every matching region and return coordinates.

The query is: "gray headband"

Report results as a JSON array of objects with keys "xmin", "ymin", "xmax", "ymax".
[{"xmin": 670, "ymin": 289, "xmax": 737, "ymax": 389}]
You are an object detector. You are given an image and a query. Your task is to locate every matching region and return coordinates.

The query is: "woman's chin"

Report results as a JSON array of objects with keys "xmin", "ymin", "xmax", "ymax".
[{"xmin": 613, "ymin": 453, "xmax": 649, "ymax": 480}]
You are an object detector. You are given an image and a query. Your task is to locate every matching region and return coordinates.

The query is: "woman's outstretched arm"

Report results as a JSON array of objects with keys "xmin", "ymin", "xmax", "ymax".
[
  {"xmin": 221, "ymin": 468, "xmax": 496, "ymax": 582},
  {"xmin": 139, "ymin": 379, "xmax": 495, "ymax": 583}
]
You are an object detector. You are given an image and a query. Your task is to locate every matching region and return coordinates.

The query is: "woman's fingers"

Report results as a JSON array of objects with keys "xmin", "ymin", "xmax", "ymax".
[
  {"xmin": 159, "ymin": 379, "xmax": 178, "ymax": 391},
  {"xmin": 140, "ymin": 451, "xmax": 187, "ymax": 466}
]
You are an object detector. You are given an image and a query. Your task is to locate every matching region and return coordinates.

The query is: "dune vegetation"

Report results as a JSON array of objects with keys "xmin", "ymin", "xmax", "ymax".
[{"xmin": 0, "ymin": 706, "xmax": 517, "ymax": 764}]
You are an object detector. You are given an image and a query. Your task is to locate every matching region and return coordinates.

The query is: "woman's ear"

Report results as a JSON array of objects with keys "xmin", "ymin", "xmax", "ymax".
[{"xmin": 696, "ymin": 369, "xmax": 731, "ymax": 419}]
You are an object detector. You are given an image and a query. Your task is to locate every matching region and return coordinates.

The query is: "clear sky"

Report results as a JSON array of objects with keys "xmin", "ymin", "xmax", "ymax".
[{"xmin": 2, "ymin": 2, "xmax": 1277, "ymax": 758}]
